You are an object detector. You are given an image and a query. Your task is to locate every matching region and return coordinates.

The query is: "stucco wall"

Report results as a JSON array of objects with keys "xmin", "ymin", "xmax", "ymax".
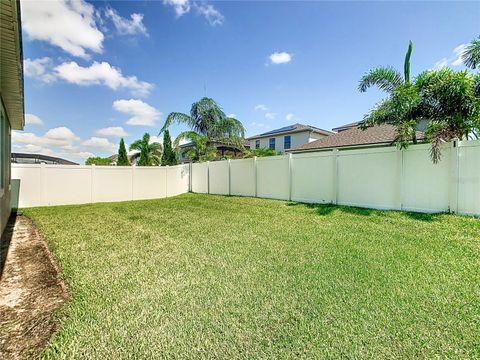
[{"xmin": 249, "ymin": 131, "xmax": 328, "ymax": 153}]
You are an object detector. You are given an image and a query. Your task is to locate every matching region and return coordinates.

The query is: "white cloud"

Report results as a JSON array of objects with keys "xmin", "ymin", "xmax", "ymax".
[
  {"xmin": 113, "ymin": 99, "xmax": 161, "ymax": 126},
  {"xmin": 105, "ymin": 7, "xmax": 148, "ymax": 36},
  {"xmin": 25, "ymin": 114, "xmax": 44, "ymax": 126},
  {"xmin": 21, "ymin": 0, "xmax": 104, "ymax": 59},
  {"xmin": 434, "ymin": 58, "xmax": 449, "ymax": 69},
  {"xmin": 95, "ymin": 126, "xmax": 128, "ymax": 137},
  {"xmin": 250, "ymin": 122, "xmax": 268, "ymax": 129},
  {"xmin": 55, "ymin": 61, "xmax": 153, "ymax": 97},
  {"xmin": 163, "ymin": 0, "xmax": 224, "ymax": 26},
  {"xmin": 286, "ymin": 113, "xmax": 295, "ymax": 121},
  {"xmin": 265, "ymin": 112, "xmax": 276, "ymax": 120},
  {"xmin": 13, "ymin": 127, "xmax": 79, "ymax": 151},
  {"xmin": 163, "ymin": 0, "xmax": 191, "ymax": 17},
  {"xmin": 254, "ymin": 104, "xmax": 268, "ymax": 111},
  {"xmin": 194, "ymin": 3, "xmax": 224, "ymax": 26},
  {"xmin": 227, "ymin": 113, "xmax": 237, "ymax": 118},
  {"xmin": 82, "ymin": 137, "xmax": 117, "ymax": 153},
  {"xmin": 269, "ymin": 52, "xmax": 293, "ymax": 65},
  {"xmin": 148, "ymin": 135, "xmax": 163, "ymax": 145},
  {"xmin": 452, "ymin": 44, "xmax": 467, "ymax": 66},
  {"xmin": 78, "ymin": 151, "xmax": 95, "ymax": 159},
  {"xmin": 434, "ymin": 43, "xmax": 467, "ymax": 69},
  {"xmin": 24, "ymin": 58, "xmax": 56, "ymax": 83}
]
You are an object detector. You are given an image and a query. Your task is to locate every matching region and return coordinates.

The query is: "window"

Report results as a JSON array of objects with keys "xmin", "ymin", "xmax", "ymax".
[
  {"xmin": 255, "ymin": 140, "xmax": 260, "ymax": 149},
  {"xmin": 284, "ymin": 135, "xmax": 291, "ymax": 150},
  {"xmin": 269, "ymin": 138, "xmax": 275, "ymax": 150}
]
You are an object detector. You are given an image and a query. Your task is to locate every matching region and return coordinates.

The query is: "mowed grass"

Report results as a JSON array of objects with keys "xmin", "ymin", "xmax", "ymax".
[{"xmin": 24, "ymin": 194, "xmax": 479, "ymax": 358}]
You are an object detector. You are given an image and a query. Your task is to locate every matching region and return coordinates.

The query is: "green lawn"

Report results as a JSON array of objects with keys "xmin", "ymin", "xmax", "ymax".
[{"xmin": 25, "ymin": 194, "xmax": 479, "ymax": 358}]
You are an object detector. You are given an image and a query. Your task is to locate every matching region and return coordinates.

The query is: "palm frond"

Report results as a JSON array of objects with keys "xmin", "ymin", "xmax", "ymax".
[
  {"xmin": 404, "ymin": 40, "xmax": 413, "ymax": 84},
  {"xmin": 129, "ymin": 140, "xmax": 144, "ymax": 151},
  {"xmin": 213, "ymin": 117, "xmax": 246, "ymax": 138},
  {"xmin": 159, "ymin": 112, "xmax": 192, "ymax": 135},
  {"xmin": 462, "ymin": 37, "xmax": 480, "ymax": 69},
  {"xmin": 358, "ymin": 66, "xmax": 403, "ymax": 93}
]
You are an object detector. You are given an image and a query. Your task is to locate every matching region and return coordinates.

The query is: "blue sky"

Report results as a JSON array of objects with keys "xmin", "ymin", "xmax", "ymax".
[{"xmin": 16, "ymin": 0, "xmax": 479, "ymax": 163}]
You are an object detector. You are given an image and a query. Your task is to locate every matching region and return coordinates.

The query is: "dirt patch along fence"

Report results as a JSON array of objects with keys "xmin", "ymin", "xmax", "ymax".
[{"xmin": 191, "ymin": 140, "xmax": 480, "ymax": 216}]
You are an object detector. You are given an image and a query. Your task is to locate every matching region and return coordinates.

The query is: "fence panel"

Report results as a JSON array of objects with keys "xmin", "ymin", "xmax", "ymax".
[
  {"xmin": 192, "ymin": 162, "xmax": 208, "ymax": 193},
  {"xmin": 209, "ymin": 160, "xmax": 229, "ymax": 195},
  {"xmin": 337, "ymin": 148, "xmax": 398, "ymax": 210},
  {"xmin": 402, "ymin": 144, "xmax": 450, "ymax": 213},
  {"xmin": 457, "ymin": 140, "xmax": 480, "ymax": 215},
  {"xmin": 11, "ymin": 165, "xmax": 42, "ymax": 208},
  {"xmin": 167, "ymin": 164, "xmax": 190, "ymax": 197},
  {"xmin": 291, "ymin": 152, "xmax": 334, "ymax": 203},
  {"xmin": 44, "ymin": 165, "xmax": 92, "ymax": 205},
  {"xmin": 256, "ymin": 155, "xmax": 290, "ymax": 200},
  {"xmin": 230, "ymin": 158, "xmax": 255, "ymax": 197},
  {"xmin": 133, "ymin": 167, "xmax": 167, "ymax": 200},
  {"xmin": 93, "ymin": 167, "xmax": 133, "ymax": 203}
]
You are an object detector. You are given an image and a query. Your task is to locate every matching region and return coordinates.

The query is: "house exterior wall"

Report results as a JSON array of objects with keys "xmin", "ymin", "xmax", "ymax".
[
  {"xmin": 249, "ymin": 131, "xmax": 328, "ymax": 153},
  {"xmin": 1, "ymin": 99, "xmax": 12, "ymax": 234}
]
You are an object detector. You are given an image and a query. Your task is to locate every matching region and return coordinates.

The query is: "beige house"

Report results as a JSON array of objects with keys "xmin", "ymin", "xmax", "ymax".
[
  {"xmin": 246, "ymin": 123, "xmax": 333, "ymax": 153},
  {"xmin": 1, "ymin": 0, "xmax": 24, "ymax": 234}
]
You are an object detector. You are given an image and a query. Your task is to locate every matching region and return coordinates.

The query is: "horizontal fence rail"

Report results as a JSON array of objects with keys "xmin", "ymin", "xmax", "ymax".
[
  {"xmin": 11, "ymin": 164, "xmax": 190, "ymax": 208},
  {"xmin": 190, "ymin": 140, "xmax": 480, "ymax": 216}
]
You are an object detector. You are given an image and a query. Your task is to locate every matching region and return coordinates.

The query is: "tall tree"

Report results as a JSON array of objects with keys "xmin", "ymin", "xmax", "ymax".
[
  {"xmin": 160, "ymin": 97, "xmax": 245, "ymax": 148},
  {"xmin": 117, "ymin": 138, "xmax": 130, "ymax": 166},
  {"xmin": 161, "ymin": 129, "xmax": 177, "ymax": 166},
  {"xmin": 129, "ymin": 133, "xmax": 163, "ymax": 166}
]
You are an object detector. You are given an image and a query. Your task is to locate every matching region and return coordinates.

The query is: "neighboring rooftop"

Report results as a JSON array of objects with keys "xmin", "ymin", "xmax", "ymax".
[
  {"xmin": 331, "ymin": 121, "xmax": 363, "ymax": 132},
  {"xmin": 290, "ymin": 124, "xmax": 425, "ymax": 152},
  {"xmin": 246, "ymin": 123, "xmax": 333, "ymax": 140},
  {"xmin": 0, "ymin": 0, "xmax": 24, "ymax": 130},
  {"xmin": 11, "ymin": 153, "xmax": 78, "ymax": 165}
]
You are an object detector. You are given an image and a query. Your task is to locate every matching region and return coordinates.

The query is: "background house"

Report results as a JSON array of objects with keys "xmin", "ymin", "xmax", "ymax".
[
  {"xmin": 246, "ymin": 123, "xmax": 333, "ymax": 153},
  {"xmin": 12, "ymin": 153, "xmax": 78, "ymax": 165},
  {"xmin": 290, "ymin": 123, "xmax": 425, "ymax": 153},
  {"xmin": 1, "ymin": 0, "xmax": 24, "ymax": 235}
]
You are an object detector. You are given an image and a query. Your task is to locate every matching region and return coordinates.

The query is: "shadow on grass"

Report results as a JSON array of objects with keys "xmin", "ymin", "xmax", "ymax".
[{"xmin": 286, "ymin": 201, "xmax": 442, "ymax": 222}]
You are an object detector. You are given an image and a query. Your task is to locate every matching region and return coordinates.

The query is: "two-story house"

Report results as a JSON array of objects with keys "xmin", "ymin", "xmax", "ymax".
[{"xmin": 246, "ymin": 123, "xmax": 333, "ymax": 153}]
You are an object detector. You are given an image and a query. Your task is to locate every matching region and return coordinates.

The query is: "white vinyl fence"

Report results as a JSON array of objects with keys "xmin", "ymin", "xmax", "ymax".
[
  {"xmin": 190, "ymin": 140, "xmax": 480, "ymax": 216},
  {"xmin": 11, "ymin": 164, "xmax": 190, "ymax": 208}
]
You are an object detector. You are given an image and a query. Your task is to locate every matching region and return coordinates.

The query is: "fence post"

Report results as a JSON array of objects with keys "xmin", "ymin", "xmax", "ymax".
[
  {"xmin": 288, "ymin": 153, "xmax": 293, "ymax": 201},
  {"xmin": 165, "ymin": 165, "xmax": 169, "ymax": 197},
  {"xmin": 131, "ymin": 165, "xmax": 135, "ymax": 201},
  {"xmin": 396, "ymin": 147, "xmax": 403, "ymax": 210},
  {"xmin": 228, "ymin": 159, "xmax": 231, "ymax": 196},
  {"xmin": 449, "ymin": 140, "xmax": 459, "ymax": 214},
  {"xmin": 253, "ymin": 156, "xmax": 258, "ymax": 198},
  {"xmin": 40, "ymin": 163, "xmax": 46, "ymax": 206},
  {"xmin": 207, "ymin": 161, "xmax": 210, "ymax": 194},
  {"xmin": 332, "ymin": 149, "xmax": 339, "ymax": 205},
  {"xmin": 90, "ymin": 164, "xmax": 95, "ymax": 203},
  {"xmin": 189, "ymin": 162, "xmax": 192, "ymax": 192}
]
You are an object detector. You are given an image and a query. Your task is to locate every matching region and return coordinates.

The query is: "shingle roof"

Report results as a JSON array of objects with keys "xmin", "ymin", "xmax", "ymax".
[
  {"xmin": 246, "ymin": 123, "xmax": 333, "ymax": 140},
  {"xmin": 290, "ymin": 124, "xmax": 425, "ymax": 152}
]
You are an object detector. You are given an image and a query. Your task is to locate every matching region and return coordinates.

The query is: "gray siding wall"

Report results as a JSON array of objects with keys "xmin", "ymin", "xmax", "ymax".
[{"xmin": 1, "ymin": 99, "xmax": 12, "ymax": 235}]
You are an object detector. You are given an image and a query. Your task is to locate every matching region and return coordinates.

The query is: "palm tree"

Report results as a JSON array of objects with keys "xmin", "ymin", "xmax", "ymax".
[
  {"xmin": 462, "ymin": 36, "xmax": 480, "ymax": 70},
  {"xmin": 173, "ymin": 131, "xmax": 217, "ymax": 162},
  {"xmin": 359, "ymin": 40, "xmax": 413, "ymax": 94},
  {"xmin": 160, "ymin": 97, "xmax": 245, "ymax": 144},
  {"xmin": 129, "ymin": 133, "xmax": 162, "ymax": 166},
  {"xmin": 359, "ymin": 41, "xmax": 421, "ymax": 144}
]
